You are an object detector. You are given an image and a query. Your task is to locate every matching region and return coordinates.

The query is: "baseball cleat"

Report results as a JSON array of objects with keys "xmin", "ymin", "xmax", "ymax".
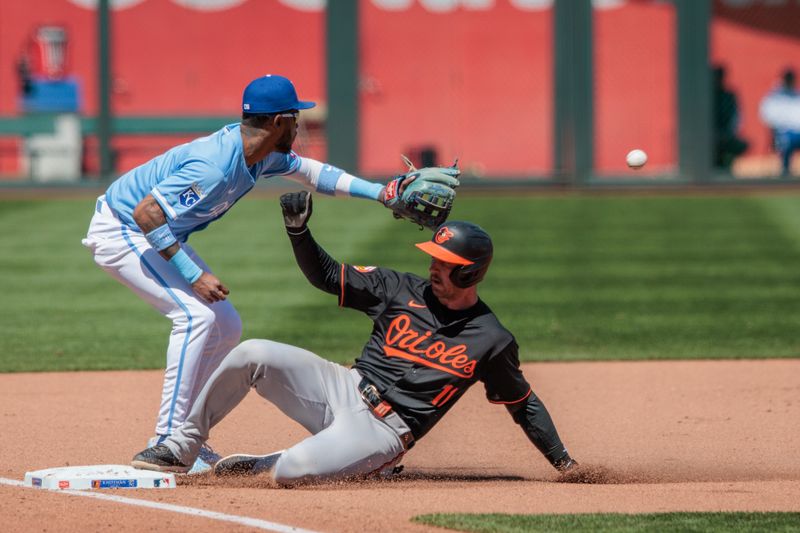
[
  {"xmin": 131, "ymin": 444, "xmax": 191, "ymax": 474},
  {"xmin": 214, "ymin": 451, "xmax": 282, "ymax": 477},
  {"xmin": 187, "ymin": 444, "xmax": 222, "ymax": 475}
]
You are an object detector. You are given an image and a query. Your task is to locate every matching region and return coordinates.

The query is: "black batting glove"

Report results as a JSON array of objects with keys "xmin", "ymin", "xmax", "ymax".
[{"xmin": 280, "ymin": 191, "xmax": 313, "ymax": 233}]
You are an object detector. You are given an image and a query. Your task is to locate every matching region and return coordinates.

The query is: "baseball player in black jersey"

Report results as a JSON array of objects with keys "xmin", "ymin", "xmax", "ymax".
[{"xmin": 131, "ymin": 191, "xmax": 577, "ymax": 483}]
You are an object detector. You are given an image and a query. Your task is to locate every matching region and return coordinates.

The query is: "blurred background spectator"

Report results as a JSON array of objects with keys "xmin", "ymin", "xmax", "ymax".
[
  {"xmin": 759, "ymin": 68, "xmax": 800, "ymax": 178},
  {"xmin": 712, "ymin": 65, "xmax": 748, "ymax": 172}
]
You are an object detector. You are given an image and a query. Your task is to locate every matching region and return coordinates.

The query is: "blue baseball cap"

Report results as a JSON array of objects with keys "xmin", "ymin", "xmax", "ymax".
[{"xmin": 242, "ymin": 75, "xmax": 316, "ymax": 114}]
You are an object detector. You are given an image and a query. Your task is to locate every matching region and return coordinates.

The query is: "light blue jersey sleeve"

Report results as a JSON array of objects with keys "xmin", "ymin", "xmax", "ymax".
[
  {"xmin": 258, "ymin": 151, "xmax": 301, "ymax": 177},
  {"xmin": 279, "ymin": 155, "xmax": 384, "ymax": 200},
  {"xmin": 150, "ymin": 158, "xmax": 225, "ymax": 221}
]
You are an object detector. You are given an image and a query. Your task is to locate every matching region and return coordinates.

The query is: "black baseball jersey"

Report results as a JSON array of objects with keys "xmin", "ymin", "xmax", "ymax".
[
  {"xmin": 287, "ymin": 227, "xmax": 571, "ymax": 468},
  {"xmin": 340, "ymin": 264, "xmax": 532, "ymax": 439}
]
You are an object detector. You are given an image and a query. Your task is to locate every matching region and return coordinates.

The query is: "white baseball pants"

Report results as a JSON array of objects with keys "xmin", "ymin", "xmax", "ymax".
[
  {"xmin": 82, "ymin": 196, "xmax": 242, "ymax": 437},
  {"xmin": 164, "ymin": 339, "xmax": 409, "ymax": 485}
]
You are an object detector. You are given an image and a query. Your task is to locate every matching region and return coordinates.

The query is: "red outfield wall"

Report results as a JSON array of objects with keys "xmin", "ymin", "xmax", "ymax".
[{"xmin": 0, "ymin": 0, "xmax": 798, "ymax": 177}]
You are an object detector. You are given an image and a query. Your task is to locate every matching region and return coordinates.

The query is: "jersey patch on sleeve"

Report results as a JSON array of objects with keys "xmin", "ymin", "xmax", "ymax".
[
  {"xmin": 354, "ymin": 265, "xmax": 377, "ymax": 273},
  {"xmin": 179, "ymin": 184, "xmax": 204, "ymax": 208}
]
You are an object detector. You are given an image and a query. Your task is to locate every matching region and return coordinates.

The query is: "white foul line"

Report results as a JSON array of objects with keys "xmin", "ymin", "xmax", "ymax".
[{"xmin": 0, "ymin": 477, "xmax": 320, "ymax": 533}]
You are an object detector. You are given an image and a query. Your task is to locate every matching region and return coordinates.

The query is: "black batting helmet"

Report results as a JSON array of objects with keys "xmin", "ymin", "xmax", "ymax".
[{"xmin": 415, "ymin": 221, "xmax": 493, "ymax": 288}]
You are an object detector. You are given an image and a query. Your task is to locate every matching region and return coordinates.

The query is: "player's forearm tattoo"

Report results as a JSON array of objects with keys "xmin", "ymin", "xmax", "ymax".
[{"xmin": 133, "ymin": 195, "xmax": 168, "ymax": 233}]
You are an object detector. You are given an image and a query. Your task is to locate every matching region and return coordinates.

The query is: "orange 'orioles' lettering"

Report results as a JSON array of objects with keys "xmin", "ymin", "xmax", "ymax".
[{"xmin": 384, "ymin": 314, "xmax": 476, "ymax": 378}]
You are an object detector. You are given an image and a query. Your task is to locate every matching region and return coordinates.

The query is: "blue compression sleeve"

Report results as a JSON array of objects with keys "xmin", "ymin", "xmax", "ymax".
[
  {"xmin": 169, "ymin": 248, "xmax": 203, "ymax": 284},
  {"xmin": 347, "ymin": 177, "xmax": 384, "ymax": 200},
  {"xmin": 317, "ymin": 165, "xmax": 344, "ymax": 194}
]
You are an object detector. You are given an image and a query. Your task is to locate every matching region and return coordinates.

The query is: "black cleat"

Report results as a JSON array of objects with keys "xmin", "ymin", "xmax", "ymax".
[
  {"xmin": 131, "ymin": 444, "xmax": 191, "ymax": 474},
  {"xmin": 214, "ymin": 452, "xmax": 282, "ymax": 477}
]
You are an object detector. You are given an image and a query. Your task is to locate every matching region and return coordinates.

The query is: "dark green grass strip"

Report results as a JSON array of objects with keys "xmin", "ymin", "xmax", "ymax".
[
  {"xmin": 412, "ymin": 512, "xmax": 800, "ymax": 533},
  {"xmin": 2, "ymin": 194, "xmax": 800, "ymax": 371}
]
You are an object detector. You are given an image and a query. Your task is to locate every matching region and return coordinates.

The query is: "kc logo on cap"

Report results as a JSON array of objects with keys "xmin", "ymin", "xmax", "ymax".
[{"xmin": 242, "ymin": 75, "xmax": 316, "ymax": 114}]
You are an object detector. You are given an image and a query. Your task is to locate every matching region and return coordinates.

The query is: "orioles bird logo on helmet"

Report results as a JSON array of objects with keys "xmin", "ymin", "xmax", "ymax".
[{"xmin": 434, "ymin": 227, "xmax": 455, "ymax": 244}]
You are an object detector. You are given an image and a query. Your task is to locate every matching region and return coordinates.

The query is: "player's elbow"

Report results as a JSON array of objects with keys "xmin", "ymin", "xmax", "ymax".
[
  {"xmin": 132, "ymin": 197, "xmax": 151, "ymax": 223},
  {"xmin": 506, "ymin": 402, "xmax": 527, "ymax": 424},
  {"xmin": 133, "ymin": 195, "xmax": 166, "ymax": 229}
]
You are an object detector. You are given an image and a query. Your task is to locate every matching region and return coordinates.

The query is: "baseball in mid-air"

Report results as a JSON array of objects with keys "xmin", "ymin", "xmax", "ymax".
[{"xmin": 626, "ymin": 149, "xmax": 648, "ymax": 169}]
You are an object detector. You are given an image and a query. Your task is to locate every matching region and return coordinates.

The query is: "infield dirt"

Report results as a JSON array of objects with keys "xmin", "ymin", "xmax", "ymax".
[{"xmin": 1, "ymin": 360, "xmax": 798, "ymax": 532}]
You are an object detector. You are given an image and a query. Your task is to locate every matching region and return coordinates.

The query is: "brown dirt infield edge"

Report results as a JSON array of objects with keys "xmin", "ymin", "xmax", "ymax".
[{"xmin": 1, "ymin": 359, "xmax": 798, "ymax": 532}]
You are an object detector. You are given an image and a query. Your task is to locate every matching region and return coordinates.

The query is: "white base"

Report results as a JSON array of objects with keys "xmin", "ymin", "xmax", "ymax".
[{"xmin": 24, "ymin": 465, "xmax": 176, "ymax": 490}]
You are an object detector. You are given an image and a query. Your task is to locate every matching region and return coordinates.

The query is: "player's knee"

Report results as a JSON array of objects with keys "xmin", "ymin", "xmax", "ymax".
[
  {"xmin": 186, "ymin": 304, "xmax": 241, "ymax": 340},
  {"xmin": 226, "ymin": 339, "xmax": 277, "ymax": 368},
  {"xmin": 272, "ymin": 449, "xmax": 316, "ymax": 486},
  {"xmin": 183, "ymin": 304, "xmax": 216, "ymax": 331}
]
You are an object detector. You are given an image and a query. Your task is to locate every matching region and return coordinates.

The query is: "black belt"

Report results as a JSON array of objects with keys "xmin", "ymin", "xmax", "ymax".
[
  {"xmin": 358, "ymin": 378, "xmax": 393, "ymax": 417},
  {"xmin": 358, "ymin": 378, "xmax": 415, "ymax": 450}
]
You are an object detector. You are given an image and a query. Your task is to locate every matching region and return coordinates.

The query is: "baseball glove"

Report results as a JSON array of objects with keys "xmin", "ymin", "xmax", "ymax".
[{"xmin": 383, "ymin": 156, "xmax": 460, "ymax": 230}]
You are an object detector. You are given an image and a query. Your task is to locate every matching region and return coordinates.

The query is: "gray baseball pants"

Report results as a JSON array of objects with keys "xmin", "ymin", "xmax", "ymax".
[{"xmin": 162, "ymin": 338, "xmax": 409, "ymax": 484}]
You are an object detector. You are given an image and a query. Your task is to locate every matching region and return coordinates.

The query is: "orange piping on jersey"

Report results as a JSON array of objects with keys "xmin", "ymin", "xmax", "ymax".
[
  {"xmin": 339, "ymin": 263, "xmax": 346, "ymax": 307},
  {"xmin": 489, "ymin": 388, "xmax": 532, "ymax": 405}
]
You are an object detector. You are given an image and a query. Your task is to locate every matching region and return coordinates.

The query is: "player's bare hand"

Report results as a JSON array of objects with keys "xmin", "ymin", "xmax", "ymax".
[{"xmin": 191, "ymin": 272, "xmax": 230, "ymax": 303}]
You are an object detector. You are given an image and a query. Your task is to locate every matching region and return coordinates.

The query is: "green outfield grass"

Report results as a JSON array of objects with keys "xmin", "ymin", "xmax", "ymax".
[
  {"xmin": 412, "ymin": 512, "xmax": 800, "ymax": 532},
  {"xmin": 2, "ymin": 193, "xmax": 800, "ymax": 372}
]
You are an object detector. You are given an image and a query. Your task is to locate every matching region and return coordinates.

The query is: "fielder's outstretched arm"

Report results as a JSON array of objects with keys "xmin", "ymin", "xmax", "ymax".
[
  {"xmin": 287, "ymin": 157, "xmax": 385, "ymax": 202},
  {"xmin": 285, "ymin": 156, "xmax": 441, "ymax": 224}
]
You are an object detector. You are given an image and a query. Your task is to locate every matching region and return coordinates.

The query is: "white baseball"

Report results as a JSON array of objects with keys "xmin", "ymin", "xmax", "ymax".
[{"xmin": 626, "ymin": 149, "xmax": 647, "ymax": 169}]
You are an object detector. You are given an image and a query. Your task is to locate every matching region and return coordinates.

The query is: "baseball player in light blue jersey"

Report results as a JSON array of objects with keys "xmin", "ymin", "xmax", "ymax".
[{"xmin": 82, "ymin": 75, "xmax": 392, "ymax": 474}]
